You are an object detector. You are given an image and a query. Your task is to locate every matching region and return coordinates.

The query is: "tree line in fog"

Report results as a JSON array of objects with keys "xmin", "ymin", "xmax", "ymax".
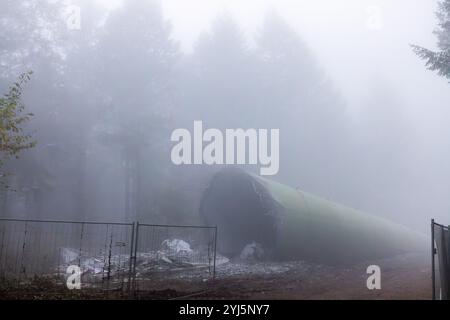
[{"xmin": 0, "ymin": 0, "xmax": 442, "ymax": 231}]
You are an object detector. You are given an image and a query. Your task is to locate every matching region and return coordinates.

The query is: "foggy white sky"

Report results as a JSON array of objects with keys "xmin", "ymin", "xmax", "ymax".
[
  {"xmin": 97, "ymin": 0, "xmax": 450, "ymax": 118},
  {"xmin": 161, "ymin": 1, "xmax": 445, "ymax": 105},
  {"xmin": 158, "ymin": 0, "xmax": 450, "ymax": 156},
  {"xmin": 92, "ymin": 0, "xmax": 450, "ymax": 147}
]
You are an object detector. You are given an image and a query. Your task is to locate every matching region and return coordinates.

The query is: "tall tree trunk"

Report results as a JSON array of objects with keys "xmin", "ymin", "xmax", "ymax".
[
  {"xmin": 76, "ymin": 148, "xmax": 88, "ymax": 221},
  {"xmin": 0, "ymin": 190, "xmax": 8, "ymax": 218},
  {"xmin": 28, "ymin": 187, "xmax": 44, "ymax": 220},
  {"xmin": 124, "ymin": 149, "xmax": 138, "ymax": 223}
]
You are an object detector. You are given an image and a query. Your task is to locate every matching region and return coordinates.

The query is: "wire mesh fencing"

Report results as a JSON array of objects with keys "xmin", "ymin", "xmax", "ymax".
[
  {"xmin": 132, "ymin": 223, "xmax": 217, "ymax": 294},
  {"xmin": 0, "ymin": 218, "xmax": 134, "ymax": 295},
  {"xmin": 0, "ymin": 218, "xmax": 217, "ymax": 298},
  {"xmin": 432, "ymin": 219, "xmax": 449, "ymax": 300}
]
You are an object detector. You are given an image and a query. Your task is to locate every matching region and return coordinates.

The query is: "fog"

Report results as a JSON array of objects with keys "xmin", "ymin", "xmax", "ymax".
[{"xmin": 1, "ymin": 0, "xmax": 449, "ymax": 234}]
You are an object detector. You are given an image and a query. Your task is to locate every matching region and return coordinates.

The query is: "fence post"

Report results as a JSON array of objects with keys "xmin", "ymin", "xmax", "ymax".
[
  {"xmin": 127, "ymin": 222, "xmax": 135, "ymax": 296},
  {"xmin": 448, "ymin": 225, "xmax": 450, "ymax": 300},
  {"xmin": 432, "ymin": 219, "xmax": 435, "ymax": 300},
  {"xmin": 132, "ymin": 221, "xmax": 139, "ymax": 296},
  {"xmin": 213, "ymin": 226, "xmax": 217, "ymax": 279}
]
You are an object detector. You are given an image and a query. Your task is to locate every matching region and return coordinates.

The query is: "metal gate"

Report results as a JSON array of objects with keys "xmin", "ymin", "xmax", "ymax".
[{"xmin": 431, "ymin": 219, "xmax": 450, "ymax": 300}]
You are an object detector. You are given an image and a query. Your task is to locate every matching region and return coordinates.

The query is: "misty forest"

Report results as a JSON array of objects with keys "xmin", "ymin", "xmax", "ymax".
[{"xmin": 1, "ymin": 0, "xmax": 450, "ymax": 234}]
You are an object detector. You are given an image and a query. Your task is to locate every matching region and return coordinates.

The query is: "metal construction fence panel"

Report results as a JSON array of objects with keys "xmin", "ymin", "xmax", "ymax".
[
  {"xmin": 0, "ymin": 218, "xmax": 134, "ymax": 293},
  {"xmin": 0, "ymin": 218, "xmax": 217, "ymax": 297},
  {"xmin": 432, "ymin": 219, "xmax": 450, "ymax": 300},
  {"xmin": 132, "ymin": 223, "xmax": 217, "ymax": 293}
]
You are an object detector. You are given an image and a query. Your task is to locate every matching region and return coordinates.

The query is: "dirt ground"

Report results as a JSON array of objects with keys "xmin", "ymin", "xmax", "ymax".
[
  {"xmin": 0, "ymin": 253, "xmax": 431, "ymax": 300},
  {"xmin": 136, "ymin": 252, "xmax": 431, "ymax": 300}
]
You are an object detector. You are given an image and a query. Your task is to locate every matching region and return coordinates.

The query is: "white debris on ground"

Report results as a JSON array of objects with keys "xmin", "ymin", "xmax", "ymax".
[
  {"xmin": 57, "ymin": 242, "xmax": 305, "ymax": 282},
  {"xmin": 55, "ymin": 240, "xmax": 338, "ymax": 288},
  {"xmin": 57, "ymin": 249, "xmax": 130, "ymax": 276},
  {"xmin": 240, "ymin": 242, "xmax": 265, "ymax": 261},
  {"xmin": 60, "ymin": 247, "xmax": 79, "ymax": 264},
  {"xmin": 56, "ymin": 238, "xmax": 228, "ymax": 279},
  {"xmin": 161, "ymin": 239, "xmax": 192, "ymax": 254},
  {"xmin": 215, "ymin": 261, "xmax": 304, "ymax": 277},
  {"xmin": 56, "ymin": 240, "xmax": 321, "ymax": 283}
]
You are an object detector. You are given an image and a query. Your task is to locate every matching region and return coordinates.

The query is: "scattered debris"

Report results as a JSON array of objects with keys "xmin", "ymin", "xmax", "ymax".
[
  {"xmin": 56, "ymin": 238, "xmax": 227, "ymax": 282},
  {"xmin": 60, "ymin": 248, "xmax": 78, "ymax": 264},
  {"xmin": 161, "ymin": 239, "xmax": 193, "ymax": 254},
  {"xmin": 240, "ymin": 242, "xmax": 265, "ymax": 261}
]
